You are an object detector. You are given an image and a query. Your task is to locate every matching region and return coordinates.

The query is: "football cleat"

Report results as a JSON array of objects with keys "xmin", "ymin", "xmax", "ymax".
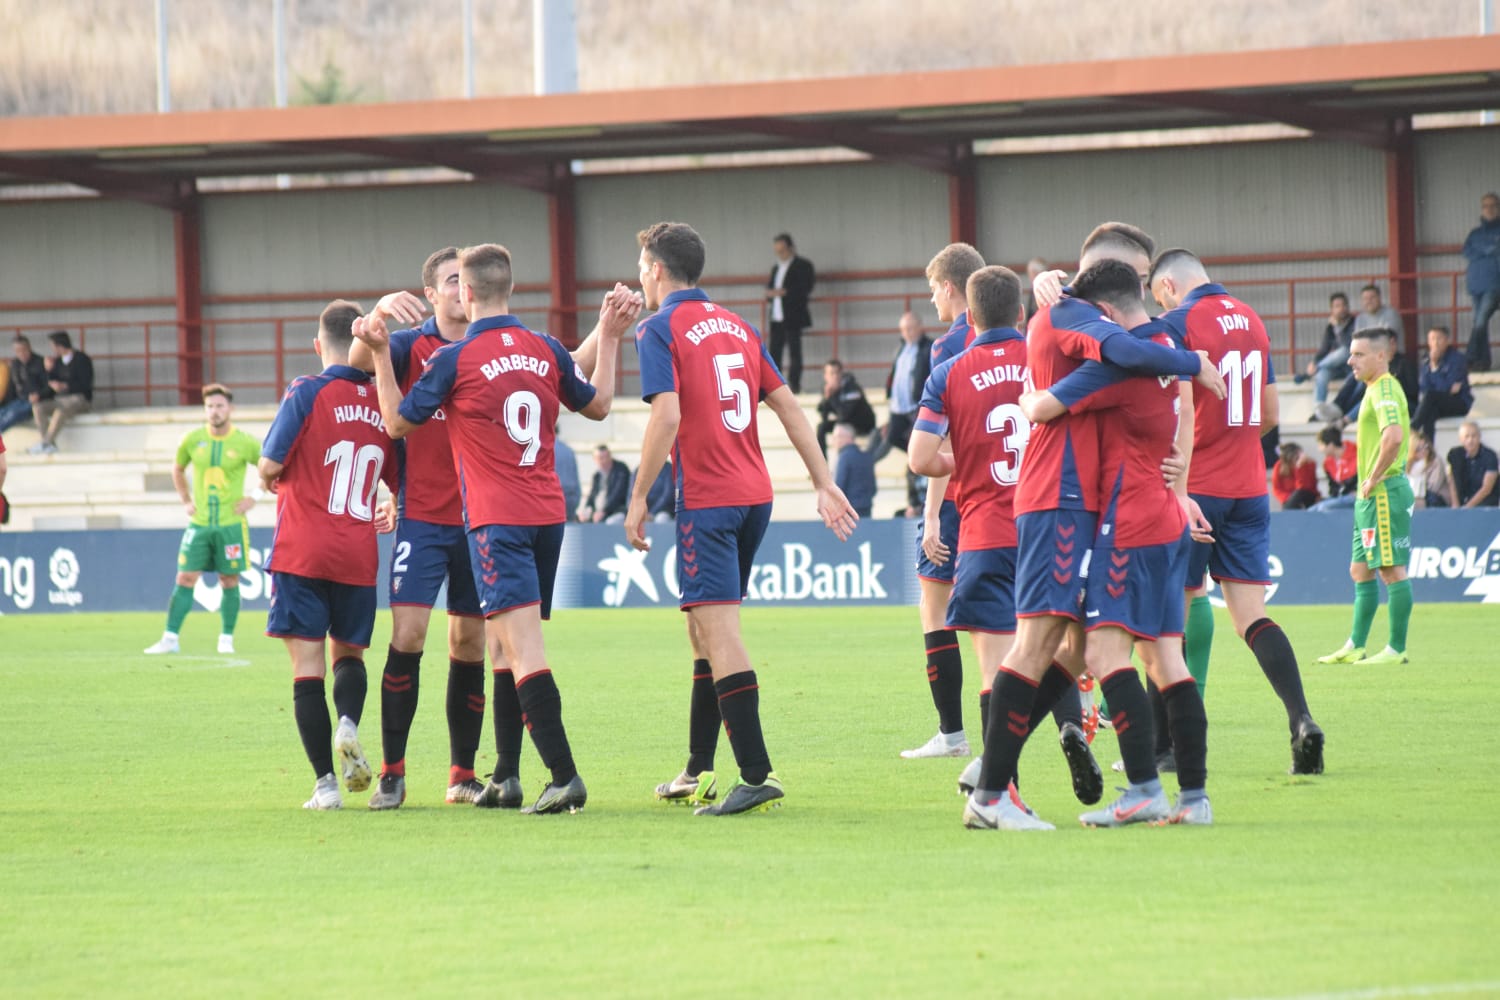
[
  {"xmin": 1079, "ymin": 784, "xmax": 1170, "ymax": 828},
  {"xmin": 1290, "ymin": 715, "xmax": 1326, "ymax": 775},
  {"xmin": 143, "ymin": 633, "xmax": 180, "ymax": 655},
  {"xmin": 474, "ymin": 775, "xmax": 524, "ymax": 809},
  {"xmin": 334, "ymin": 717, "xmax": 372, "ymax": 793},
  {"xmin": 368, "ymin": 773, "xmax": 406, "ymax": 810},
  {"xmin": 655, "ymin": 769, "xmax": 717, "ymax": 805},
  {"xmin": 695, "ymin": 773, "xmax": 784, "ymax": 816},
  {"xmin": 217, "ymin": 634, "xmax": 235, "ymax": 655},
  {"xmin": 956, "ymin": 756, "xmax": 982, "ymax": 797},
  {"xmin": 521, "ymin": 774, "xmax": 587, "ymax": 815},
  {"xmin": 1352, "ymin": 646, "xmax": 1409, "ymax": 666},
  {"xmin": 900, "ymin": 730, "xmax": 970, "ymax": 759},
  {"xmin": 303, "ymin": 773, "xmax": 342, "ymax": 811},
  {"xmin": 1159, "ymin": 793, "xmax": 1213, "ymax": 826},
  {"xmin": 963, "ymin": 783, "xmax": 1054, "ymax": 831},
  {"xmin": 1059, "ymin": 722, "xmax": 1103, "ymax": 805},
  {"xmin": 1314, "ymin": 642, "xmax": 1365, "ymax": 665},
  {"xmin": 446, "ymin": 777, "xmax": 486, "ymax": 804}
]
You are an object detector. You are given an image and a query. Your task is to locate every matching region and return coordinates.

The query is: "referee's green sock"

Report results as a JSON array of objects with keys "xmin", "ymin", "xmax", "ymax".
[
  {"xmin": 166, "ymin": 584, "xmax": 195, "ymax": 633},
  {"xmin": 1385, "ymin": 578, "xmax": 1412, "ymax": 653},
  {"xmin": 1184, "ymin": 595, "xmax": 1214, "ymax": 699},
  {"xmin": 219, "ymin": 585, "xmax": 240, "ymax": 635},
  {"xmin": 1351, "ymin": 580, "xmax": 1379, "ymax": 648}
]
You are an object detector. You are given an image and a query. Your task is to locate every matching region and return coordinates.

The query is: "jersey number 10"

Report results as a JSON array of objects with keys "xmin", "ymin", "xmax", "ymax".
[{"xmin": 324, "ymin": 439, "xmax": 386, "ymax": 522}]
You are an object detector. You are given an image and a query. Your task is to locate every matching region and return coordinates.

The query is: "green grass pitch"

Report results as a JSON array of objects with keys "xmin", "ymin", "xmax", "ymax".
[{"xmin": 4, "ymin": 603, "xmax": 1498, "ymax": 998}]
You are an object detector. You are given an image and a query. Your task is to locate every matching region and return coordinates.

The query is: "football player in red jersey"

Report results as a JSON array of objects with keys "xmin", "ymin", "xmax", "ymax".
[{"xmin": 627, "ymin": 221, "xmax": 857, "ymax": 816}]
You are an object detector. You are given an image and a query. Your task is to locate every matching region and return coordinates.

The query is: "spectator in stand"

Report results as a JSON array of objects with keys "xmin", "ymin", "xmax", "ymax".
[
  {"xmin": 2, "ymin": 335, "xmax": 49, "ymax": 433},
  {"xmin": 815, "ymin": 358, "xmax": 875, "ymax": 457},
  {"xmin": 1448, "ymin": 420, "xmax": 1499, "ymax": 508},
  {"xmin": 29, "ymin": 330, "xmax": 93, "ymax": 454},
  {"xmin": 1272, "ymin": 442, "xmax": 1321, "ymax": 509},
  {"xmin": 1022, "ymin": 257, "xmax": 1048, "ymax": 318},
  {"xmin": 871, "ymin": 311, "xmax": 931, "ymax": 514},
  {"xmin": 765, "ymin": 232, "xmax": 815, "ymax": 394},
  {"xmin": 582, "ymin": 444, "xmax": 630, "ymax": 524},
  {"xmin": 1354, "ymin": 284, "xmax": 1404, "ymax": 344},
  {"xmin": 831, "ymin": 422, "xmax": 876, "ymax": 518},
  {"xmin": 1410, "ymin": 325, "xmax": 1473, "ymax": 442},
  {"xmin": 1462, "ymin": 192, "xmax": 1500, "ymax": 372},
  {"xmin": 642, "ymin": 455, "xmax": 676, "ymax": 522},
  {"xmin": 1406, "ymin": 430, "xmax": 1453, "ymax": 509},
  {"xmin": 1311, "ymin": 423, "xmax": 1359, "ymax": 510},
  {"xmin": 1296, "ymin": 291, "xmax": 1355, "ymax": 407},
  {"xmin": 554, "ymin": 429, "xmax": 581, "ymax": 522}
]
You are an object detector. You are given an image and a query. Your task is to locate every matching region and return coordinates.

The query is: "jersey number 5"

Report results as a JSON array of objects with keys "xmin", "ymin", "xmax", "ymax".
[
  {"xmin": 714, "ymin": 353, "xmax": 752, "ymax": 434},
  {"xmin": 1217, "ymin": 349, "xmax": 1263, "ymax": 427},
  {"xmin": 324, "ymin": 440, "xmax": 386, "ymax": 522},
  {"xmin": 986, "ymin": 402, "xmax": 1030, "ymax": 486}
]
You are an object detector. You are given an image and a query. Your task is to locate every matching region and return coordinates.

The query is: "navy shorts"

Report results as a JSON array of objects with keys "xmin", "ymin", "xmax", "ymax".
[
  {"xmin": 1186, "ymin": 493, "xmax": 1272, "ymax": 589},
  {"xmin": 1084, "ymin": 527, "xmax": 1192, "ymax": 640},
  {"xmin": 1015, "ymin": 509, "xmax": 1096, "ymax": 619},
  {"xmin": 469, "ymin": 522, "xmax": 564, "ymax": 620},
  {"xmin": 676, "ymin": 503, "xmax": 772, "ymax": 609},
  {"xmin": 389, "ymin": 517, "xmax": 482, "ymax": 616},
  {"xmin": 915, "ymin": 498, "xmax": 961, "ymax": 584},
  {"xmin": 266, "ymin": 572, "xmax": 377, "ymax": 649},
  {"xmin": 946, "ymin": 545, "xmax": 1018, "ymax": 634}
]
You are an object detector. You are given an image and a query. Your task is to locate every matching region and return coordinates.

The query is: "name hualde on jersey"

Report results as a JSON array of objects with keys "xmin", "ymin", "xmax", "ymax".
[{"xmin": 333, "ymin": 404, "xmax": 385, "ymax": 430}]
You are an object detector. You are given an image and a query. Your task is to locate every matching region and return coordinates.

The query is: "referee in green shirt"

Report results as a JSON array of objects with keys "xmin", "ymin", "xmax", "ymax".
[
  {"xmin": 144, "ymin": 384, "xmax": 261, "ymax": 655},
  {"xmin": 1315, "ymin": 328, "xmax": 1414, "ymax": 667}
]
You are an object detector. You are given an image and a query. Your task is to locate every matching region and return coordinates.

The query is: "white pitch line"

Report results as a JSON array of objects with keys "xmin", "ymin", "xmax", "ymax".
[{"xmin": 1239, "ymin": 982, "xmax": 1500, "ymax": 1000}]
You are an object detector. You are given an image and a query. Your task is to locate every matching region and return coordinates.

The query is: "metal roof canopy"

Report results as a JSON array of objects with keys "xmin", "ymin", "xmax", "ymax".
[{"xmin": 0, "ymin": 35, "xmax": 1497, "ymax": 206}]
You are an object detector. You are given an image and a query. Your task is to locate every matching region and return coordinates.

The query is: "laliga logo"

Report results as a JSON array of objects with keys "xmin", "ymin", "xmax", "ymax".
[{"xmin": 48, "ymin": 547, "xmax": 84, "ymax": 607}]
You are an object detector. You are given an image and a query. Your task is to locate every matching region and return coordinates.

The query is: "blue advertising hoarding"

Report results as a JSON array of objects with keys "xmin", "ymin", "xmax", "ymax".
[{"xmin": 0, "ymin": 511, "xmax": 1496, "ymax": 615}]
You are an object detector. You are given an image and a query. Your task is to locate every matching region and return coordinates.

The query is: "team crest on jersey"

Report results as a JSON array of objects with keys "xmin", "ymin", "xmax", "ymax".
[
  {"xmin": 1361, "ymin": 528, "xmax": 1377, "ymax": 550},
  {"xmin": 357, "ymin": 385, "xmax": 368, "ymax": 396},
  {"xmin": 502, "ymin": 333, "xmax": 514, "ymax": 346},
  {"xmin": 224, "ymin": 544, "xmax": 242, "ymax": 560}
]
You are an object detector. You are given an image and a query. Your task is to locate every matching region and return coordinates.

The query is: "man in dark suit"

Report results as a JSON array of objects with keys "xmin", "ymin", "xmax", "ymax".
[{"xmin": 765, "ymin": 233, "xmax": 815, "ymax": 393}]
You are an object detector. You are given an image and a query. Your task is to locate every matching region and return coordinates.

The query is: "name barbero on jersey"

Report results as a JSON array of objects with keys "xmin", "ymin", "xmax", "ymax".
[
  {"xmin": 333, "ymin": 404, "xmax": 385, "ymax": 430},
  {"xmin": 480, "ymin": 353, "xmax": 551, "ymax": 380}
]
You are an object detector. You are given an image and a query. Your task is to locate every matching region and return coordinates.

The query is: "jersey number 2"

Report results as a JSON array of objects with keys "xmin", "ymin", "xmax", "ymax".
[
  {"xmin": 714, "ymin": 353, "xmax": 752, "ymax": 433},
  {"xmin": 324, "ymin": 440, "xmax": 386, "ymax": 522}
]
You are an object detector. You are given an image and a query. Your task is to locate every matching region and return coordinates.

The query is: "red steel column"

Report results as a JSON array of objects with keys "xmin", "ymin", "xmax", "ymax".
[
  {"xmin": 948, "ymin": 142, "xmax": 977, "ymax": 249},
  {"xmin": 1384, "ymin": 117, "xmax": 1419, "ymax": 358},
  {"xmin": 172, "ymin": 181, "xmax": 204, "ymax": 405},
  {"xmin": 547, "ymin": 161, "xmax": 579, "ymax": 347}
]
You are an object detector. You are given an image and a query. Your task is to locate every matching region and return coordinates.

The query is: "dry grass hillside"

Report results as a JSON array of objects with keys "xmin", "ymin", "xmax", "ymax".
[{"xmin": 0, "ymin": 0, "xmax": 1485, "ymax": 116}]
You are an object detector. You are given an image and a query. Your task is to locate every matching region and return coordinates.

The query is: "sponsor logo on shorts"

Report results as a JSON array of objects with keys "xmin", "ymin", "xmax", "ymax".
[
  {"xmin": 1361, "ymin": 528, "xmax": 1377, "ymax": 550},
  {"xmin": 225, "ymin": 544, "xmax": 242, "ymax": 560}
]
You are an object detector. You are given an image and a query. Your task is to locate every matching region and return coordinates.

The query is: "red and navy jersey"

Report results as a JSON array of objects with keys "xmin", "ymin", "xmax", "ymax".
[
  {"xmin": 636, "ymin": 288, "xmax": 784, "ymax": 510},
  {"xmin": 1065, "ymin": 324, "xmax": 1188, "ymax": 547},
  {"xmin": 1157, "ymin": 283, "xmax": 1277, "ymax": 499},
  {"xmin": 399, "ymin": 314, "xmax": 595, "ymax": 529},
  {"xmin": 389, "ymin": 318, "xmax": 463, "ymax": 526},
  {"xmin": 914, "ymin": 327, "xmax": 1029, "ymax": 550},
  {"xmin": 262, "ymin": 365, "xmax": 398, "ymax": 587},
  {"xmin": 1015, "ymin": 297, "xmax": 1124, "ymax": 516},
  {"xmin": 929, "ymin": 311, "xmax": 978, "ymax": 504}
]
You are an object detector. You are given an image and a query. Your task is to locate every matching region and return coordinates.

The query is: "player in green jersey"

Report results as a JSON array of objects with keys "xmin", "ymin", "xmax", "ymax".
[
  {"xmin": 144, "ymin": 384, "xmax": 261, "ymax": 655},
  {"xmin": 1316, "ymin": 328, "xmax": 1414, "ymax": 667}
]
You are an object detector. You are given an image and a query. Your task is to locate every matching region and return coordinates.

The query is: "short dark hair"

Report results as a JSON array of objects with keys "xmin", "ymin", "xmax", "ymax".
[
  {"xmin": 1330, "ymin": 291, "xmax": 1348, "ymax": 306},
  {"xmin": 595, "ymin": 444, "xmax": 611, "ymax": 454},
  {"xmin": 460, "ymin": 243, "xmax": 515, "ymax": 302},
  {"xmin": 47, "ymin": 329, "xmax": 72, "ymax": 350},
  {"xmin": 1081, "ymin": 222, "xmax": 1155, "ymax": 264},
  {"xmin": 13, "ymin": 334, "xmax": 30, "ymax": 348},
  {"xmin": 422, "ymin": 246, "xmax": 460, "ymax": 290},
  {"xmin": 319, "ymin": 299, "xmax": 362, "ymax": 352},
  {"xmin": 1318, "ymin": 424, "xmax": 1344, "ymax": 447},
  {"xmin": 1146, "ymin": 247, "xmax": 1205, "ymax": 287},
  {"xmin": 824, "ymin": 358, "xmax": 844, "ymax": 372},
  {"xmin": 925, "ymin": 243, "xmax": 985, "ymax": 292},
  {"xmin": 773, "ymin": 233, "xmax": 794, "ymax": 249},
  {"xmin": 201, "ymin": 383, "xmax": 232, "ymax": 403},
  {"xmin": 1360, "ymin": 283, "xmax": 1381, "ymax": 296},
  {"xmin": 965, "ymin": 265, "xmax": 1023, "ymax": 331},
  {"xmin": 1072, "ymin": 259, "xmax": 1144, "ymax": 314},
  {"xmin": 1352, "ymin": 326, "xmax": 1396, "ymax": 348},
  {"xmin": 1428, "ymin": 324, "xmax": 1451, "ymax": 339},
  {"xmin": 638, "ymin": 222, "xmax": 706, "ymax": 285}
]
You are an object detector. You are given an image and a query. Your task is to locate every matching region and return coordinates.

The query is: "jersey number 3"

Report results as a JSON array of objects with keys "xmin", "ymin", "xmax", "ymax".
[{"xmin": 986, "ymin": 402, "xmax": 1029, "ymax": 486}]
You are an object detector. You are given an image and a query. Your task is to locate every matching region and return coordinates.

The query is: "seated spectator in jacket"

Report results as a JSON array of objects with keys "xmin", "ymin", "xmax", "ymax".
[
  {"xmin": 1297, "ymin": 291, "xmax": 1355, "ymax": 406},
  {"xmin": 815, "ymin": 358, "xmax": 875, "ymax": 456},
  {"xmin": 1354, "ymin": 283, "xmax": 1404, "ymax": 342},
  {"xmin": 554, "ymin": 430, "xmax": 581, "ymax": 522},
  {"xmin": 831, "ymin": 422, "xmax": 876, "ymax": 518},
  {"xmin": 642, "ymin": 456, "xmax": 675, "ymax": 522},
  {"xmin": 2, "ymin": 334, "xmax": 49, "ymax": 433},
  {"xmin": 581, "ymin": 444, "xmax": 631, "ymax": 524},
  {"xmin": 1310, "ymin": 424, "xmax": 1359, "ymax": 511},
  {"xmin": 1406, "ymin": 430, "xmax": 1453, "ymax": 509},
  {"xmin": 1410, "ymin": 325, "xmax": 1473, "ymax": 442},
  {"xmin": 1448, "ymin": 420, "xmax": 1499, "ymax": 508},
  {"xmin": 1272, "ymin": 442, "xmax": 1321, "ymax": 509},
  {"xmin": 29, "ymin": 329, "xmax": 93, "ymax": 454}
]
